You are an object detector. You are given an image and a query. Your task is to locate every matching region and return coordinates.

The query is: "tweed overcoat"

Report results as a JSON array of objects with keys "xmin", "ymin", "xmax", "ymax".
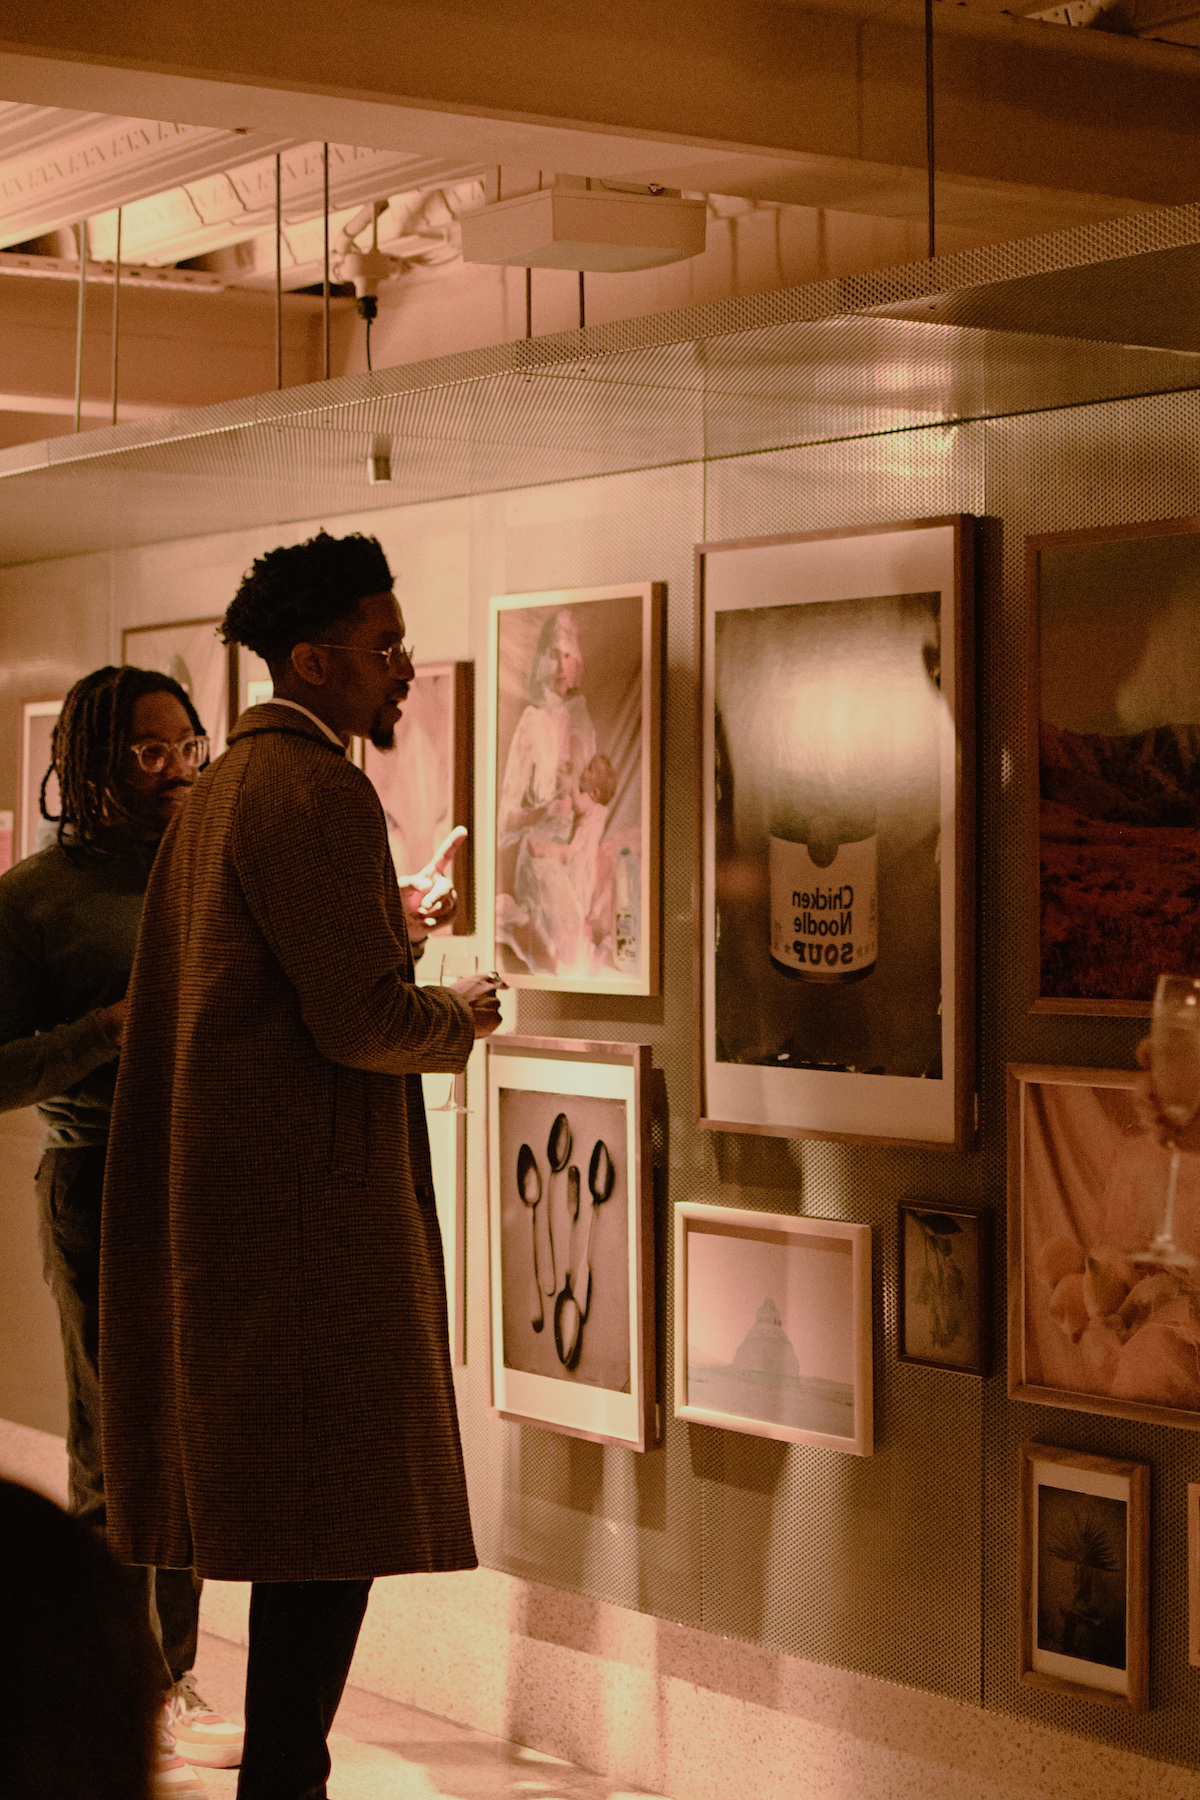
[{"xmin": 99, "ymin": 705, "xmax": 477, "ymax": 1582}]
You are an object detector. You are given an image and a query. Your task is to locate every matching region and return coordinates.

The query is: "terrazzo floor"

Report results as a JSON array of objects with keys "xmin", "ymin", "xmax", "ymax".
[
  {"xmin": 187, "ymin": 1628, "xmax": 660, "ymax": 1800},
  {"xmin": 1, "ymin": 1419, "xmax": 663, "ymax": 1800}
]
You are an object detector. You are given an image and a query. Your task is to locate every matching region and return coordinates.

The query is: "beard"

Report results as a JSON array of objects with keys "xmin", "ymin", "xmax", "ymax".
[{"xmin": 367, "ymin": 713, "xmax": 396, "ymax": 751}]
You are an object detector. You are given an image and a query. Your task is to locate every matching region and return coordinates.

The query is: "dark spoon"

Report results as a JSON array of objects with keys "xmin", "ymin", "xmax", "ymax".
[
  {"xmin": 516, "ymin": 1142, "xmax": 545, "ymax": 1332},
  {"xmin": 578, "ymin": 1139, "xmax": 615, "ymax": 1321},
  {"xmin": 543, "ymin": 1112, "xmax": 572, "ymax": 1296}
]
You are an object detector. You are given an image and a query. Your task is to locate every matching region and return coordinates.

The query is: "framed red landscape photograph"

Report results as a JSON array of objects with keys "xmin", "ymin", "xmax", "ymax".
[{"xmin": 1027, "ymin": 517, "xmax": 1200, "ymax": 1016}]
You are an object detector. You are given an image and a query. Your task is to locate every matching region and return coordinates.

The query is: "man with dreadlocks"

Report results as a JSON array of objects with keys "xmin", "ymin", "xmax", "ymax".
[
  {"xmin": 0, "ymin": 664, "xmax": 245, "ymax": 1795},
  {"xmin": 100, "ymin": 531, "xmax": 502, "ymax": 1800}
]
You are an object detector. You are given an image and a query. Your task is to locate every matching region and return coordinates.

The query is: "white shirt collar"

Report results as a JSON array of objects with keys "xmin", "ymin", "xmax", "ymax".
[{"xmin": 258, "ymin": 697, "xmax": 346, "ymax": 750}]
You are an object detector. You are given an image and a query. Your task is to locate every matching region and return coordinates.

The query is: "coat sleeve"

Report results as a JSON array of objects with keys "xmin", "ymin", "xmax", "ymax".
[{"xmin": 229, "ymin": 763, "xmax": 474, "ymax": 1075}]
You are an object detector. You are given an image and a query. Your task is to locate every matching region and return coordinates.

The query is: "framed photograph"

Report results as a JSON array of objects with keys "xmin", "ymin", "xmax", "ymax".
[
  {"xmin": 20, "ymin": 699, "xmax": 62, "ymax": 861},
  {"xmin": 897, "ymin": 1200, "xmax": 992, "ymax": 1376},
  {"xmin": 122, "ymin": 618, "xmax": 231, "ymax": 755},
  {"xmin": 361, "ymin": 661, "xmax": 474, "ymax": 934},
  {"xmin": 489, "ymin": 582, "xmax": 663, "ymax": 994},
  {"xmin": 697, "ymin": 518, "xmax": 975, "ymax": 1151},
  {"xmin": 485, "ymin": 1036, "xmax": 655, "ymax": 1450},
  {"xmin": 1008, "ymin": 1062, "xmax": 1200, "ymax": 1431},
  {"xmin": 422, "ymin": 1071, "xmax": 466, "ymax": 1365},
  {"xmin": 1027, "ymin": 517, "xmax": 1200, "ymax": 1017},
  {"xmin": 1019, "ymin": 1442, "xmax": 1149, "ymax": 1711},
  {"xmin": 674, "ymin": 1202, "xmax": 873, "ymax": 1456},
  {"xmin": 231, "ymin": 642, "xmax": 274, "ymax": 718}
]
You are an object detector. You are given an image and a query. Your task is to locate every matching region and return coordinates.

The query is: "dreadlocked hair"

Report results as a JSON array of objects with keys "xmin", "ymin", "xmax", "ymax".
[
  {"xmin": 221, "ymin": 530, "xmax": 394, "ymax": 674},
  {"xmin": 44, "ymin": 665, "xmax": 205, "ymax": 850}
]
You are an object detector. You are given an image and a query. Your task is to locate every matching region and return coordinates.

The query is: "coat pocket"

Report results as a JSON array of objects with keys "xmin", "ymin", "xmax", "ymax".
[{"xmin": 330, "ymin": 1063, "xmax": 368, "ymax": 1180}]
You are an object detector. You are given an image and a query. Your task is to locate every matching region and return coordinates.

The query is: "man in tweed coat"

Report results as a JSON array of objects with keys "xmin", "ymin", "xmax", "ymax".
[{"xmin": 100, "ymin": 532, "xmax": 502, "ymax": 1800}]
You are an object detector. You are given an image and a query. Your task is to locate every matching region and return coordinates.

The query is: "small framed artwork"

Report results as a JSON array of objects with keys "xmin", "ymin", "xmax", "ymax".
[
  {"xmin": 489, "ymin": 582, "xmax": 663, "ymax": 994},
  {"xmin": 485, "ymin": 1035, "xmax": 655, "ymax": 1450},
  {"xmin": 230, "ymin": 641, "xmax": 274, "ymax": 718},
  {"xmin": 1027, "ymin": 516, "xmax": 1200, "ymax": 1017},
  {"xmin": 1008, "ymin": 1063, "xmax": 1200, "ymax": 1431},
  {"xmin": 674, "ymin": 1203, "xmax": 873, "ymax": 1456},
  {"xmin": 1019, "ymin": 1442, "xmax": 1149, "ymax": 1711},
  {"xmin": 361, "ymin": 661, "xmax": 474, "ymax": 933},
  {"xmin": 897, "ymin": 1200, "xmax": 992, "ymax": 1376},
  {"xmin": 422, "ymin": 1071, "xmax": 466, "ymax": 1365},
  {"xmin": 19, "ymin": 699, "xmax": 62, "ymax": 860},
  {"xmin": 122, "ymin": 618, "xmax": 231, "ymax": 754},
  {"xmin": 697, "ymin": 518, "xmax": 975, "ymax": 1151}
]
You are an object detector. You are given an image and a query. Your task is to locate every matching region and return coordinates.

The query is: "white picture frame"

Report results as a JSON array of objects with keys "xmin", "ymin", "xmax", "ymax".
[
  {"xmin": 697, "ymin": 519, "xmax": 975, "ymax": 1151},
  {"xmin": 488, "ymin": 582, "xmax": 662, "ymax": 995},
  {"xmin": 674, "ymin": 1201, "xmax": 873, "ymax": 1457},
  {"xmin": 422, "ymin": 1070, "xmax": 467, "ymax": 1365},
  {"xmin": 486, "ymin": 1035, "xmax": 655, "ymax": 1450},
  {"xmin": 122, "ymin": 617, "xmax": 231, "ymax": 755},
  {"xmin": 19, "ymin": 699, "xmax": 62, "ymax": 861}
]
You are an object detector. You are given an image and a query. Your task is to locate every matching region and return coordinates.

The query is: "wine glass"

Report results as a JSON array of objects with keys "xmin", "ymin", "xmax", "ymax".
[
  {"xmin": 430, "ymin": 952, "xmax": 473, "ymax": 1115},
  {"xmin": 1128, "ymin": 973, "xmax": 1200, "ymax": 1269}
]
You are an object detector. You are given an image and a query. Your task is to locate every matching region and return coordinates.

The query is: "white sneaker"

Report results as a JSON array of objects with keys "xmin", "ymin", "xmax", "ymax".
[
  {"xmin": 166, "ymin": 1672, "xmax": 245, "ymax": 1769},
  {"xmin": 154, "ymin": 1719, "xmax": 209, "ymax": 1796}
]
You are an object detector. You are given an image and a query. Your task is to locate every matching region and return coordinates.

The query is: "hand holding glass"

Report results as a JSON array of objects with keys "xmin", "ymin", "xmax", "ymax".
[{"xmin": 1129, "ymin": 974, "xmax": 1200, "ymax": 1268}]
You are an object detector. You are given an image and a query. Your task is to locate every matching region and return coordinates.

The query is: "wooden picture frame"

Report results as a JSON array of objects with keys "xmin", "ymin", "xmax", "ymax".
[
  {"xmin": 488, "ymin": 582, "xmax": 663, "ymax": 995},
  {"xmin": 696, "ymin": 518, "xmax": 975, "ymax": 1151},
  {"xmin": 122, "ymin": 617, "xmax": 232, "ymax": 755},
  {"xmin": 19, "ymin": 698, "xmax": 62, "ymax": 861},
  {"xmin": 674, "ymin": 1202, "xmax": 873, "ymax": 1457},
  {"xmin": 1188, "ymin": 1482, "xmax": 1200, "ymax": 1668},
  {"xmin": 1019, "ymin": 1441, "xmax": 1149, "ymax": 1711},
  {"xmin": 897, "ymin": 1199, "xmax": 992, "ymax": 1377},
  {"xmin": 485, "ymin": 1035, "xmax": 656, "ymax": 1450},
  {"xmin": 1026, "ymin": 515, "xmax": 1200, "ymax": 1018},
  {"xmin": 1008, "ymin": 1062, "xmax": 1200, "ymax": 1431},
  {"xmin": 361, "ymin": 660, "xmax": 475, "ymax": 934}
]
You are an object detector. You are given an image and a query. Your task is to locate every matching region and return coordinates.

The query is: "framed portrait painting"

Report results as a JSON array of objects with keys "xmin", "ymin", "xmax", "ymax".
[
  {"xmin": 361, "ymin": 661, "xmax": 474, "ymax": 933},
  {"xmin": 1008, "ymin": 1062, "xmax": 1200, "ymax": 1431},
  {"xmin": 1027, "ymin": 516, "xmax": 1200, "ymax": 1016},
  {"xmin": 486, "ymin": 1036, "xmax": 655, "ymax": 1450},
  {"xmin": 488, "ymin": 583, "xmax": 663, "ymax": 994},
  {"xmin": 122, "ymin": 617, "xmax": 231, "ymax": 755},
  {"xmin": 1019, "ymin": 1442, "xmax": 1149, "ymax": 1711},
  {"xmin": 897, "ymin": 1199, "xmax": 992, "ymax": 1377},
  {"xmin": 697, "ymin": 518, "xmax": 975, "ymax": 1151},
  {"xmin": 674, "ymin": 1203, "xmax": 873, "ymax": 1457},
  {"xmin": 19, "ymin": 698, "xmax": 62, "ymax": 861}
]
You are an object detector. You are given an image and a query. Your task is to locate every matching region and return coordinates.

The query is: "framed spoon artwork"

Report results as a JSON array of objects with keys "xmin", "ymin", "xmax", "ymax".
[{"xmin": 485, "ymin": 1035, "xmax": 656, "ymax": 1450}]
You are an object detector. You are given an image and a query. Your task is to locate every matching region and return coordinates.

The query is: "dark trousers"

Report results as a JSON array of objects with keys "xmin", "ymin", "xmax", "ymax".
[
  {"xmin": 238, "ymin": 1580, "xmax": 372, "ymax": 1800},
  {"xmin": 36, "ymin": 1145, "xmax": 202, "ymax": 1688}
]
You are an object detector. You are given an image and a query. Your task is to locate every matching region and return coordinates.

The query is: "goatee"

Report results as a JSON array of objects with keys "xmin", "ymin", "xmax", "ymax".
[{"xmin": 368, "ymin": 716, "xmax": 396, "ymax": 751}]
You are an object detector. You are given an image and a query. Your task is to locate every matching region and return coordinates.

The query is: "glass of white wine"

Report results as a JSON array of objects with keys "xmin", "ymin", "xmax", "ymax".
[
  {"xmin": 1128, "ymin": 973, "xmax": 1200, "ymax": 1269},
  {"xmin": 430, "ymin": 952, "xmax": 474, "ymax": 1115}
]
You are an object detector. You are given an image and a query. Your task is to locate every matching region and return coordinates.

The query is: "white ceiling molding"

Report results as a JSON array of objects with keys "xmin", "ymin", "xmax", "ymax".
[
  {"xmin": 82, "ymin": 145, "xmax": 483, "ymax": 268},
  {"xmin": 0, "ymin": 103, "xmax": 301, "ymax": 247}
]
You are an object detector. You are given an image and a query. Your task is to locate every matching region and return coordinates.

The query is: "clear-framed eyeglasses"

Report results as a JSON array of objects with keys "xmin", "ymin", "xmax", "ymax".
[
  {"xmin": 127, "ymin": 735, "xmax": 209, "ymax": 774},
  {"xmin": 309, "ymin": 642, "xmax": 415, "ymax": 675}
]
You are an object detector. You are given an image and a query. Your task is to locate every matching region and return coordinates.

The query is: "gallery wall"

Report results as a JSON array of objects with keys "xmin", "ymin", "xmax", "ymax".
[{"xmin": 0, "ymin": 372, "xmax": 1197, "ymax": 1769}]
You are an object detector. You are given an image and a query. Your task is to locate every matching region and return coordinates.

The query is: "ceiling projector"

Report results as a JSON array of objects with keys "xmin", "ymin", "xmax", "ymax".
[{"xmin": 460, "ymin": 178, "xmax": 707, "ymax": 273}]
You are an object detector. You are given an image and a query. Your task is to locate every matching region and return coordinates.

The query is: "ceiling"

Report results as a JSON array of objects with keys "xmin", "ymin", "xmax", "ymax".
[{"xmin": 0, "ymin": 202, "xmax": 1196, "ymax": 567}]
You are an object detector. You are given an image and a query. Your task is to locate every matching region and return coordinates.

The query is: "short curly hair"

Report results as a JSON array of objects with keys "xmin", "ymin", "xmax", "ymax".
[{"xmin": 221, "ymin": 530, "xmax": 393, "ymax": 673}]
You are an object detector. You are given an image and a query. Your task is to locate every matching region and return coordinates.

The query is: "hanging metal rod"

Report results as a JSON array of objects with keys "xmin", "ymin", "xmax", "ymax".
[
  {"xmin": 926, "ymin": 0, "xmax": 936, "ymax": 259},
  {"xmin": 110, "ymin": 208, "xmax": 121, "ymax": 427},
  {"xmin": 322, "ymin": 143, "xmax": 331, "ymax": 379},
  {"xmin": 73, "ymin": 220, "xmax": 87, "ymax": 433},
  {"xmin": 275, "ymin": 153, "xmax": 283, "ymax": 390}
]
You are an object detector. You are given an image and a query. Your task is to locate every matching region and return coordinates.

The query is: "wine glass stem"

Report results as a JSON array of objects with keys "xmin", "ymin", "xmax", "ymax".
[{"xmin": 1159, "ymin": 1144, "xmax": 1183, "ymax": 1247}]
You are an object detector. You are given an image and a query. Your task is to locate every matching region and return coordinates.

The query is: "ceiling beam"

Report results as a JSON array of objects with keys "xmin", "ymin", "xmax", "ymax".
[{"xmin": 1, "ymin": 0, "xmax": 1199, "ymax": 236}]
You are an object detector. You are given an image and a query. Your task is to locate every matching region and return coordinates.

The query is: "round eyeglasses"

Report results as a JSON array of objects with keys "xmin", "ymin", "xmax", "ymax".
[
  {"xmin": 309, "ymin": 642, "xmax": 415, "ymax": 675},
  {"xmin": 127, "ymin": 735, "xmax": 209, "ymax": 774}
]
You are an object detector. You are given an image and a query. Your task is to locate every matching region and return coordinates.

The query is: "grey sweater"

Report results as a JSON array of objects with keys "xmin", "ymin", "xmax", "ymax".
[{"xmin": 0, "ymin": 838, "xmax": 155, "ymax": 1147}]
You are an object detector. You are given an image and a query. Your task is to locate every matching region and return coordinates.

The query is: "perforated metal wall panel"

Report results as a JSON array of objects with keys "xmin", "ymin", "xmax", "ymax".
[{"xmin": 5, "ymin": 200, "xmax": 1200, "ymax": 1768}]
